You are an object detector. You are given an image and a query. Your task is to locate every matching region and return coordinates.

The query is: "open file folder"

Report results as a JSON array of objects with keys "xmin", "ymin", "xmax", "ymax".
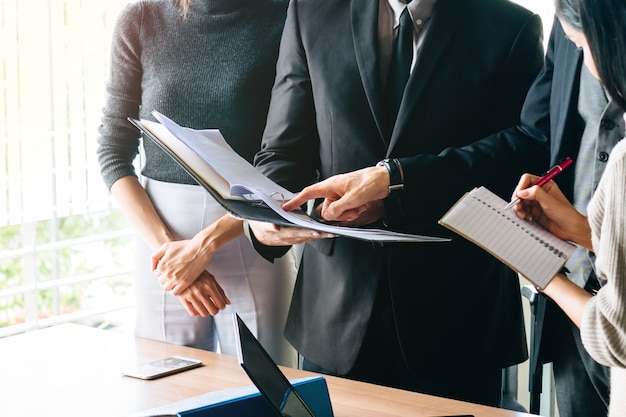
[
  {"xmin": 129, "ymin": 111, "xmax": 449, "ymax": 243},
  {"xmin": 132, "ymin": 376, "xmax": 332, "ymax": 417}
]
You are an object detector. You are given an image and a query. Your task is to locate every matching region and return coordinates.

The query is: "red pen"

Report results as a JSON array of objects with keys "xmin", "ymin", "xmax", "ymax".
[{"xmin": 504, "ymin": 157, "xmax": 573, "ymax": 210}]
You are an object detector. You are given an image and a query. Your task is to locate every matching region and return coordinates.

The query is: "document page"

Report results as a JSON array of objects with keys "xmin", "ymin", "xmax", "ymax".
[
  {"xmin": 141, "ymin": 111, "xmax": 449, "ymax": 243},
  {"xmin": 242, "ymin": 186, "xmax": 449, "ymax": 243},
  {"xmin": 154, "ymin": 111, "xmax": 295, "ymax": 201},
  {"xmin": 139, "ymin": 119, "xmax": 237, "ymax": 199},
  {"xmin": 439, "ymin": 186, "xmax": 576, "ymax": 288}
]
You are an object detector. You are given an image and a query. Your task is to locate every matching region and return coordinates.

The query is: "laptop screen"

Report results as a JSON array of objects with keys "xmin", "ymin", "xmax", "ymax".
[{"xmin": 233, "ymin": 313, "xmax": 316, "ymax": 417}]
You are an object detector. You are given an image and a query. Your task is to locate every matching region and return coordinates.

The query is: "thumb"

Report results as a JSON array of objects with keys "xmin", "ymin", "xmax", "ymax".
[
  {"xmin": 324, "ymin": 198, "xmax": 355, "ymax": 220},
  {"xmin": 516, "ymin": 188, "xmax": 531, "ymax": 199},
  {"xmin": 151, "ymin": 246, "xmax": 166, "ymax": 271}
]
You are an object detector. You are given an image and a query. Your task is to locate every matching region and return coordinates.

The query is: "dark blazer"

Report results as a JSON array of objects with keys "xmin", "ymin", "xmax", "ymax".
[
  {"xmin": 255, "ymin": 0, "xmax": 544, "ymax": 376},
  {"xmin": 401, "ymin": 19, "xmax": 616, "ymax": 414},
  {"xmin": 398, "ymin": 13, "xmax": 585, "ymax": 349},
  {"xmin": 400, "ymin": 17, "xmax": 584, "ymax": 218}
]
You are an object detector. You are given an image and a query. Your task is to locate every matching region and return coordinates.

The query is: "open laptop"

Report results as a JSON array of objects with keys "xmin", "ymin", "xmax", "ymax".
[{"xmin": 233, "ymin": 313, "xmax": 318, "ymax": 417}]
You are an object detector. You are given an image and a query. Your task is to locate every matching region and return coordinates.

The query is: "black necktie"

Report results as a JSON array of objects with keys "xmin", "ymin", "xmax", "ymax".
[{"xmin": 386, "ymin": 6, "xmax": 413, "ymax": 124}]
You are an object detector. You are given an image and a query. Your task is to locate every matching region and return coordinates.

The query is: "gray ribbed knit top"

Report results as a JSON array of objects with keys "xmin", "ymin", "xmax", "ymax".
[{"xmin": 97, "ymin": 0, "xmax": 288, "ymax": 188}]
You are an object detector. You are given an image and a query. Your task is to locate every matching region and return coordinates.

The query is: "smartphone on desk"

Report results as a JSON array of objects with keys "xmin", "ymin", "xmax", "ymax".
[{"xmin": 122, "ymin": 356, "xmax": 203, "ymax": 380}]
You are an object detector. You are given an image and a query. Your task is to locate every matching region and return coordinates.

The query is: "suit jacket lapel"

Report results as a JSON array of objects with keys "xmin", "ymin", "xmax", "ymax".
[
  {"xmin": 351, "ymin": 0, "xmax": 389, "ymax": 145},
  {"xmin": 553, "ymin": 48, "xmax": 583, "ymax": 157},
  {"xmin": 388, "ymin": 1, "xmax": 460, "ymax": 151}
]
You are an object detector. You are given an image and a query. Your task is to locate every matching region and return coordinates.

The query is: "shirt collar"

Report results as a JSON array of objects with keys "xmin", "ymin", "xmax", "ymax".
[{"xmin": 387, "ymin": 0, "xmax": 436, "ymax": 30}]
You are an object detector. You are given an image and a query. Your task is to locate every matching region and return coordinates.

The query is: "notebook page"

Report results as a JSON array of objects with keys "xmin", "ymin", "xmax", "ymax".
[{"xmin": 439, "ymin": 187, "xmax": 576, "ymax": 288}]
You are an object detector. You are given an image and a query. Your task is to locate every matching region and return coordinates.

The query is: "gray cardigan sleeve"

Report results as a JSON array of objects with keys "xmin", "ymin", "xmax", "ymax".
[{"xmin": 96, "ymin": 3, "xmax": 144, "ymax": 190}]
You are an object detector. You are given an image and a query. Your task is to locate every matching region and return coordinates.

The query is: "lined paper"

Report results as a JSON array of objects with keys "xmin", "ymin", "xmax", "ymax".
[{"xmin": 439, "ymin": 187, "xmax": 576, "ymax": 288}]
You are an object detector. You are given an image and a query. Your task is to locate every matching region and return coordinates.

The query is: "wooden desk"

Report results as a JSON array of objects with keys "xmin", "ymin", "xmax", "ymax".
[{"xmin": 0, "ymin": 324, "xmax": 537, "ymax": 417}]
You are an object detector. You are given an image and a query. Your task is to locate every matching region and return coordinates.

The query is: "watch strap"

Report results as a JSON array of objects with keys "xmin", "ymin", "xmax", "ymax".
[{"xmin": 377, "ymin": 158, "xmax": 404, "ymax": 195}]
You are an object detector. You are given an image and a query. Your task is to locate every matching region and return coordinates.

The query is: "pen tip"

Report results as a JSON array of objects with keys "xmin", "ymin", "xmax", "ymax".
[{"xmin": 504, "ymin": 199, "xmax": 518, "ymax": 210}]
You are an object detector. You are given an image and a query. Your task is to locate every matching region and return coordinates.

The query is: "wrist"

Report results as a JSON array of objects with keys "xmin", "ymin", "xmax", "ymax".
[
  {"xmin": 376, "ymin": 158, "xmax": 404, "ymax": 197},
  {"xmin": 574, "ymin": 217, "xmax": 593, "ymax": 250},
  {"xmin": 197, "ymin": 216, "xmax": 244, "ymax": 255},
  {"xmin": 542, "ymin": 273, "xmax": 569, "ymax": 297}
]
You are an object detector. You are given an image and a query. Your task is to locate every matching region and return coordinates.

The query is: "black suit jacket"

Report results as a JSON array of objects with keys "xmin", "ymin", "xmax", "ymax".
[
  {"xmin": 395, "ymin": 18, "xmax": 589, "ymax": 367},
  {"xmin": 400, "ymin": 17, "xmax": 584, "ymax": 220},
  {"xmin": 255, "ymin": 0, "xmax": 544, "ymax": 375}
]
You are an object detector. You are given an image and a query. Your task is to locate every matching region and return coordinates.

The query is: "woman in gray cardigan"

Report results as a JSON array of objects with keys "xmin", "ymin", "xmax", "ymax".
[{"xmin": 97, "ymin": 0, "xmax": 296, "ymax": 366}]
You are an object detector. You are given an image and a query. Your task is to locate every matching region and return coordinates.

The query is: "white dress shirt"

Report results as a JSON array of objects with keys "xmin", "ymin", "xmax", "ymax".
[{"xmin": 378, "ymin": 0, "xmax": 437, "ymax": 85}]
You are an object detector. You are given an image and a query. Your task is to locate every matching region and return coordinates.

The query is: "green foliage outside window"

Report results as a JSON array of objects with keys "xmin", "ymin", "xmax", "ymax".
[{"xmin": 0, "ymin": 210, "xmax": 133, "ymax": 329}]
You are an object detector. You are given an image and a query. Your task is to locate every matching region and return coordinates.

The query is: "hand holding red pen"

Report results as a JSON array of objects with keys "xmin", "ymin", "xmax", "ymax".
[
  {"xmin": 505, "ymin": 157, "xmax": 573, "ymax": 209},
  {"xmin": 509, "ymin": 158, "xmax": 592, "ymax": 249}
]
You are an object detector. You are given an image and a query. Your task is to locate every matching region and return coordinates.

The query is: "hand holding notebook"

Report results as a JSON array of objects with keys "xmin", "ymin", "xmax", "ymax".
[{"xmin": 439, "ymin": 186, "xmax": 576, "ymax": 288}]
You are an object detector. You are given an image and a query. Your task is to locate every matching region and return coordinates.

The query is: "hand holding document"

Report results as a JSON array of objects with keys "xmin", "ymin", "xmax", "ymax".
[
  {"xmin": 130, "ymin": 111, "xmax": 448, "ymax": 243},
  {"xmin": 439, "ymin": 186, "xmax": 576, "ymax": 288},
  {"xmin": 510, "ymin": 169, "xmax": 593, "ymax": 251}
]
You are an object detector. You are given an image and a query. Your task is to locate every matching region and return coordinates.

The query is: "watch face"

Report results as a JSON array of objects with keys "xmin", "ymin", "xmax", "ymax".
[{"xmin": 376, "ymin": 158, "xmax": 390, "ymax": 167}]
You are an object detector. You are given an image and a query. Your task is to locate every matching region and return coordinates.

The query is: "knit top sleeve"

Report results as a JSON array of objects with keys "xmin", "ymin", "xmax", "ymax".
[
  {"xmin": 96, "ymin": 2, "xmax": 144, "ymax": 190},
  {"xmin": 581, "ymin": 137, "xmax": 626, "ymax": 368}
]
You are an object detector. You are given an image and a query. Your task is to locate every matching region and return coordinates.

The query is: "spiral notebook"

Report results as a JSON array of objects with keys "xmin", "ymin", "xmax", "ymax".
[{"xmin": 439, "ymin": 186, "xmax": 576, "ymax": 288}]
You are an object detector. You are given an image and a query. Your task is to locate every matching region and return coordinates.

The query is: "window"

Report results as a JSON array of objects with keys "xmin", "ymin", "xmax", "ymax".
[
  {"xmin": 0, "ymin": 0, "xmax": 133, "ymax": 337},
  {"xmin": 512, "ymin": 0, "xmax": 555, "ymax": 45}
]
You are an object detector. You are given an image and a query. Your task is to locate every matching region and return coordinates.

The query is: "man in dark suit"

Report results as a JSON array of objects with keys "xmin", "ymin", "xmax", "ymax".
[
  {"xmin": 248, "ymin": 0, "xmax": 544, "ymax": 407},
  {"xmin": 280, "ymin": 16, "xmax": 619, "ymax": 417}
]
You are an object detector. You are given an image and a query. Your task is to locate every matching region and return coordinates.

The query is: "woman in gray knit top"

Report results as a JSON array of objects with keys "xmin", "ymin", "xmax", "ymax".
[
  {"xmin": 97, "ymin": 0, "xmax": 297, "ymax": 366},
  {"xmin": 512, "ymin": 0, "xmax": 626, "ymax": 415}
]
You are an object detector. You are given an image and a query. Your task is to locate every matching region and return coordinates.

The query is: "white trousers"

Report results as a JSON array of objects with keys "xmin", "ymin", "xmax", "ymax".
[{"xmin": 134, "ymin": 178, "xmax": 297, "ymax": 367}]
